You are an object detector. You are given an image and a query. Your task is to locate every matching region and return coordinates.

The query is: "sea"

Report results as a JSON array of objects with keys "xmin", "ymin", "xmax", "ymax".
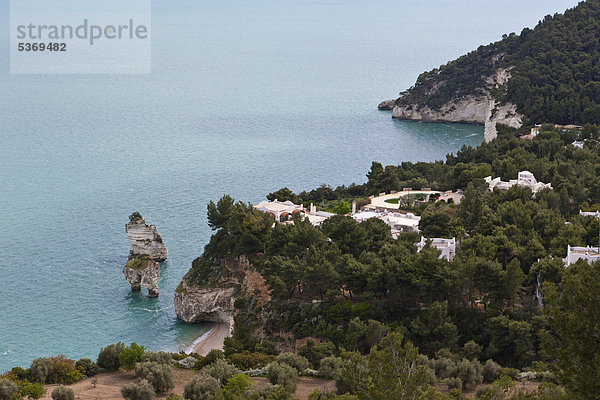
[{"xmin": 0, "ymin": 0, "xmax": 579, "ymax": 371}]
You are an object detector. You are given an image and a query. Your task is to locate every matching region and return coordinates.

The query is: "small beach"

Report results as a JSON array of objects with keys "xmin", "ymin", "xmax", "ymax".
[{"xmin": 190, "ymin": 323, "xmax": 231, "ymax": 356}]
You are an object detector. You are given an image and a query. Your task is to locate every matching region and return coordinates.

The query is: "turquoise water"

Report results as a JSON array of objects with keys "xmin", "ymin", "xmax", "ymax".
[{"xmin": 0, "ymin": 0, "xmax": 578, "ymax": 371}]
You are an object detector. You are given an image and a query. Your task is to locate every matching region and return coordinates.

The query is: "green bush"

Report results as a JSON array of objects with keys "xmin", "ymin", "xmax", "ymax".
[
  {"xmin": 97, "ymin": 342, "xmax": 125, "ymax": 371},
  {"xmin": 482, "ymin": 360, "xmax": 501, "ymax": 383},
  {"xmin": 274, "ymin": 353, "xmax": 309, "ymax": 374},
  {"xmin": 449, "ymin": 359, "xmax": 482, "ymax": 390},
  {"xmin": 183, "ymin": 375, "xmax": 222, "ymax": 400},
  {"xmin": 51, "ymin": 386, "xmax": 74, "ymax": 400},
  {"xmin": 267, "ymin": 362, "xmax": 297, "ymax": 392},
  {"xmin": 166, "ymin": 394, "xmax": 182, "ymax": 400},
  {"xmin": 134, "ymin": 362, "xmax": 174, "ymax": 392},
  {"xmin": 461, "ymin": 340, "xmax": 482, "ymax": 360},
  {"xmin": 299, "ymin": 340, "xmax": 336, "ymax": 368},
  {"xmin": 447, "ymin": 377, "xmax": 462, "ymax": 391},
  {"xmin": 119, "ymin": 343, "xmax": 146, "ymax": 370},
  {"xmin": 500, "ymin": 367, "xmax": 520, "ymax": 380},
  {"xmin": 254, "ymin": 341, "xmax": 279, "ymax": 356},
  {"xmin": 430, "ymin": 358, "xmax": 454, "ymax": 380},
  {"xmin": 317, "ymin": 356, "xmax": 342, "ymax": 379},
  {"xmin": 201, "ymin": 359, "xmax": 240, "ymax": 385},
  {"xmin": 75, "ymin": 358, "xmax": 99, "ymax": 377},
  {"xmin": 19, "ymin": 382, "xmax": 46, "ymax": 400},
  {"xmin": 0, "ymin": 378, "xmax": 18, "ymax": 400},
  {"xmin": 222, "ymin": 374, "xmax": 251, "ymax": 400},
  {"xmin": 121, "ymin": 379, "xmax": 156, "ymax": 400},
  {"xmin": 30, "ymin": 356, "xmax": 83, "ymax": 384},
  {"xmin": 475, "ymin": 386, "xmax": 491, "ymax": 399},
  {"xmin": 227, "ymin": 352, "xmax": 274, "ymax": 370},
  {"xmin": 141, "ymin": 352, "xmax": 173, "ymax": 365},
  {"xmin": 245, "ymin": 383, "xmax": 289, "ymax": 400},
  {"xmin": 203, "ymin": 350, "xmax": 225, "ymax": 366},
  {"xmin": 30, "ymin": 358, "xmax": 53, "ymax": 383},
  {"xmin": 10, "ymin": 367, "xmax": 30, "ymax": 381}
]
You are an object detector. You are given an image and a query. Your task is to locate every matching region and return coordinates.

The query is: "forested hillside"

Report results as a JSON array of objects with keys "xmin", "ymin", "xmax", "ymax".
[
  {"xmin": 396, "ymin": 0, "xmax": 600, "ymax": 125},
  {"xmin": 180, "ymin": 125, "xmax": 600, "ymax": 399}
]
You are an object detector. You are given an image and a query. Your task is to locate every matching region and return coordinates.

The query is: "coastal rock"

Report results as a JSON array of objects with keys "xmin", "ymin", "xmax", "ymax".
[
  {"xmin": 174, "ymin": 280, "xmax": 235, "ymax": 324},
  {"xmin": 126, "ymin": 212, "xmax": 168, "ymax": 262},
  {"xmin": 123, "ymin": 255, "xmax": 160, "ymax": 297},
  {"xmin": 386, "ymin": 68, "xmax": 523, "ymax": 142},
  {"xmin": 377, "ymin": 99, "xmax": 396, "ymax": 110}
]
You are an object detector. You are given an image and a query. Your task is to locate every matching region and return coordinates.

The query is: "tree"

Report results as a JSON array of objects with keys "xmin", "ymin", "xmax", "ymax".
[
  {"xmin": 0, "ymin": 378, "xmax": 18, "ymax": 400},
  {"xmin": 121, "ymin": 380, "xmax": 156, "ymax": 400},
  {"xmin": 119, "ymin": 342, "xmax": 146, "ymax": 370},
  {"xmin": 543, "ymin": 261, "xmax": 600, "ymax": 399},
  {"xmin": 266, "ymin": 188, "xmax": 301, "ymax": 204},
  {"xmin": 97, "ymin": 342, "xmax": 125, "ymax": 371},
  {"xmin": 51, "ymin": 386, "xmax": 74, "ymax": 400},
  {"xmin": 183, "ymin": 375, "xmax": 222, "ymax": 400},
  {"xmin": 135, "ymin": 362, "xmax": 174, "ymax": 392},
  {"xmin": 207, "ymin": 195, "xmax": 235, "ymax": 230},
  {"xmin": 267, "ymin": 362, "xmax": 297, "ymax": 392}
]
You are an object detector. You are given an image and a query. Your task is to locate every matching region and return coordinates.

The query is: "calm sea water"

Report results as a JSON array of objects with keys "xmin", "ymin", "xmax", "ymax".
[{"xmin": 0, "ymin": 0, "xmax": 578, "ymax": 371}]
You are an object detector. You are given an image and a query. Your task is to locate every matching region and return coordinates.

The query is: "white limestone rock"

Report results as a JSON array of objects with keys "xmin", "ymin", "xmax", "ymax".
[
  {"xmin": 126, "ymin": 213, "xmax": 168, "ymax": 262},
  {"xmin": 174, "ymin": 280, "xmax": 235, "ymax": 324},
  {"xmin": 123, "ymin": 256, "xmax": 160, "ymax": 297}
]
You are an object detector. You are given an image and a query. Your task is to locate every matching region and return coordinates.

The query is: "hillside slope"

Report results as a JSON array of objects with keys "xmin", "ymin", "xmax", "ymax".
[{"xmin": 381, "ymin": 0, "xmax": 600, "ymax": 140}]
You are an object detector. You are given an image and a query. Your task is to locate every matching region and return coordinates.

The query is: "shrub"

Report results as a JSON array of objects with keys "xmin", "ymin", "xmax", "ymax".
[
  {"xmin": 141, "ymin": 352, "xmax": 173, "ymax": 365},
  {"xmin": 121, "ymin": 379, "xmax": 155, "ymax": 400},
  {"xmin": 97, "ymin": 342, "xmax": 125, "ymax": 371},
  {"xmin": 500, "ymin": 367, "xmax": 520, "ymax": 380},
  {"xmin": 177, "ymin": 357, "xmax": 197, "ymax": 369},
  {"xmin": 274, "ymin": 353, "xmax": 309, "ymax": 374},
  {"xmin": 254, "ymin": 341, "xmax": 279, "ymax": 356},
  {"xmin": 30, "ymin": 358, "xmax": 53, "ymax": 383},
  {"xmin": 450, "ymin": 359, "xmax": 482, "ymax": 390},
  {"xmin": 317, "ymin": 356, "xmax": 343, "ymax": 379},
  {"xmin": 10, "ymin": 367, "xmax": 30, "ymax": 381},
  {"xmin": 430, "ymin": 358, "xmax": 454, "ymax": 380},
  {"xmin": 228, "ymin": 351, "xmax": 274, "ymax": 370},
  {"xmin": 475, "ymin": 386, "xmax": 491, "ymax": 399},
  {"xmin": 183, "ymin": 375, "xmax": 221, "ymax": 400},
  {"xmin": 462, "ymin": 340, "xmax": 482, "ymax": 360},
  {"xmin": 267, "ymin": 362, "xmax": 297, "ymax": 392},
  {"xmin": 75, "ymin": 358, "xmax": 99, "ymax": 377},
  {"xmin": 119, "ymin": 343, "xmax": 147, "ymax": 370},
  {"xmin": 51, "ymin": 386, "xmax": 74, "ymax": 400},
  {"xmin": 166, "ymin": 394, "xmax": 181, "ymax": 400},
  {"xmin": 447, "ymin": 377, "xmax": 462, "ymax": 391},
  {"xmin": 135, "ymin": 362, "xmax": 174, "ymax": 392},
  {"xmin": 201, "ymin": 359, "xmax": 240, "ymax": 385},
  {"xmin": 299, "ymin": 340, "xmax": 336, "ymax": 368},
  {"xmin": 222, "ymin": 374, "xmax": 251, "ymax": 399},
  {"xmin": 245, "ymin": 383, "xmax": 288, "ymax": 400},
  {"xmin": 482, "ymin": 360, "xmax": 501, "ymax": 383},
  {"xmin": 203, "ymin": 350, "xmax": 225, "ymax": 366},
  {"xmin": 20, "ymin": 382, "xmax": 46, "ymax": 400},
  {"xmin": 0, "ymin": 378, "xmax": 18, "ymax": 400}
]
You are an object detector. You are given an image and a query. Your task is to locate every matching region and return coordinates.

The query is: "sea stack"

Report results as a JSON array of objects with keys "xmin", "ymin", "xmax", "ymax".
[
  {"xmin": 123, "ymin": 255, "xmax": 160, "ymax": 297},
  {"xmin": 124, "ymin": 212, "xmax": 168, "ymax": 297},
  {"xmin": 125, "ymin": 212, "xmax": 168, "ymax": 261}
]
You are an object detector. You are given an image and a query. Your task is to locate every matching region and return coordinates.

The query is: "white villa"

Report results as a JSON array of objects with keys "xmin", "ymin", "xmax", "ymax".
[
  {"xmin": 415, "ymin": 237, "xmax": 456, "ymax": 261},
  {"xmin": 485, "ymin": 171, "xmax": 552, "ymax": 194},
  {"xmin": 380, "ymin": 213, "xmax": 421, "ymax": 236},
  {"xmin": 253, "ymin": 199, "xmax": 305, "ymax": 222},
  {"xmin": 305, "ymin": 203, "xmax": 336, "ymax": 227},
  {"xmin": 564, "ymin": 245, "xmax": 600, "ymax": 267}
]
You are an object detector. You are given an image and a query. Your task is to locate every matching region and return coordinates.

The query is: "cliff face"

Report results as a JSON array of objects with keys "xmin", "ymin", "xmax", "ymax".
[
  {"xmin": 174, "ymin": 255, "xmax": 270, "ymax": 328},
  {"xmin": 381, "ymin": 68, "xmax": 523, "ymax": 142},
  {"xmin": 123, "ymin": 255, "xmax": 160, "ymax": 297},
  {"xmin": 174, "ymin": 281, "xmax": 235, "ymax": 324},
  {"xmin": 126, "ymin": 215, "xmax": 168, "ymax": 262}
]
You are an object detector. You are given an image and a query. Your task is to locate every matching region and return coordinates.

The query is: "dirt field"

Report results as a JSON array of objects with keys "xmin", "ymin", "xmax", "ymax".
[{"xmin": 38, "ymin": 369, "xmax": 335, "ymax": 400}]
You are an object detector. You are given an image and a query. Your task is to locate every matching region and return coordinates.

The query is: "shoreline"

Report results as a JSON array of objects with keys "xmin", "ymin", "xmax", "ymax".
[{"xmin": 188, "ymin": 323, "xmax": 231, "ymax": 356}]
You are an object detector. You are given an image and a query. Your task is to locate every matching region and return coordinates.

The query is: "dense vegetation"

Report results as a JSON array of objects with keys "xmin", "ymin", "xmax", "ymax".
[
  {"xmin": 396, "ymin": 0, "xmax": 600, "ymax": 125},
  {"xmin": 179, "ymin": 125, "xmax": 600, "ymax": 399}
]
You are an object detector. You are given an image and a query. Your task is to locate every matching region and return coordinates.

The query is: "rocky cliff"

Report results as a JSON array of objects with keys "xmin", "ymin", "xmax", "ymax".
[
  {"xmin": 123, "ymin": 255, "xmax": 160, "ymax": 297},
  {"xmin": 174, "ymin": 255, "xmax": 270, "ymax": 329},
  {"xmin": 380, "ymin": 68, "xmax": 523, "ymax": 142},
  {"xmin": 126, "ymin": 213, "xmax": 168, "ymax": 262}
]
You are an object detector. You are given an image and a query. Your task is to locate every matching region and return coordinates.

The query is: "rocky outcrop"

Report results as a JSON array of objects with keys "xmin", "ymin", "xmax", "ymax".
[
  {"xmin": 126, "ymin": 213, "xmax": 168, "ymax": 262},
  {"xmin": 382, "ymin": 68, "xmax": 523, "ymax": 142},
  {"xmin": 377, "ymin": 99, "xmax": 396, "ymax": 110},
  {"xmin": 123, "ymin": 255, "xmax": 160, "ymax": 297},
  {"xmin": 174, "ymin": 280, "xmax": 235, "ymax": 324}
]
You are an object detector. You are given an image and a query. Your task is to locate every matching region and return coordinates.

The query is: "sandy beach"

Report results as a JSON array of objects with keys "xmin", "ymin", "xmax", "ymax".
[{"xmin": 191, "ymin": 323, "xmax": 231, "ymax": 356}]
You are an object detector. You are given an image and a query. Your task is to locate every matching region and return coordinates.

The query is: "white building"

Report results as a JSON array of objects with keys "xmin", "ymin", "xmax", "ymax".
[
  {"xmin": 572, "ymin": 140, "xmax": 585, "ymax": 149},
  {"xmin": 485, "ymin": 171, "xmax": 552, "ymax": 194},
  {"xmin": 564, "ymin": 245, "xmax": 600, "ymax": 267},
  {"xmin": 381, "ymin": 213, "xmax": 421, "ymax": 236},
  {"xmin": 415, "ymin": 237, "xmax": 456, "ymax": 261},
  {"xmin": 253, "ymin": 199, "xmax": 305, "ymax": 222},
  {"xmin": 305, "ymin": 203, "xmax": 336, "ymax": 227},
  {"xmin": 579, "ymin": 210, "xmax": 600, "ymax": 218}
]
